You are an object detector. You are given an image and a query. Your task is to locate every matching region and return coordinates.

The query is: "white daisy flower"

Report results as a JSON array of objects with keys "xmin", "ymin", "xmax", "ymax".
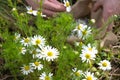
[
  {"xmin": 83, "ymin": 71, "xmax": 97, "ymax": 80},
  {"xmin": 30, "ymin": 48, "xmax": 39, "ymax": 58},
  {"xmin": 36, "ymin": 48, "xmax": 45, "ymax": 59},
  {"xmin": 39, "ymin": 72, "xmax": 53, "ymax": 80},
  {"xmin": 63, "ymin": 0, "xmax": 71, "ymax": 12},
  {"xmin": 32, "ymin": 10, "xmax": 38, "ymax": 16},
  {"xmin": 26, "ymin": 6, "xmax": 46, "ymax": 17},
  {"xmin": 80, "ymin": 51, "xmax": 96, "ymax": 63},
  {"xmin": 20, "ymin": 37, "xmax": 31, "ymax": 47},
  {"xmin": 82, "ymin": 27, "xmax": 91, "ymax": 40},
  {"xmin": 40, "ymin": 46, "xmax": 59, "ymax": 61},
  {"xmin": 26, "ymin": 6, "xmax": 33, "ymax": 14},
  {"xmin": 72, "ymin": 68, "xmax": 83, "ymax": 77},
  {"xmin": 76, "ymin": 24, "xmax": 87, "ymax": 31},
  {"xmin": 21, "ymin": 65, "xmax": 33, "ymax": 75},
  {"xmin": 31, "ymin": 35, "xmax": 45, "ymax": 48},
  {"xmin": 82, "ymin": 44, "xmax": 98, "ymax": 55},
  {"xmin": 37, "ymin": 12, "xmax": 47, "ymax": 17},
  {"xmin": 14, "ymin": 33, "xmax": 21, "ymax": 41},
  {"xmin": 72, "ymin": 24, "xmax": 87, "ymax": 39},
  {"xmin": 98, "ymin": 60, "xmax": 111, "ymax": 71},
  {"xmin": 26, "ymin": 6, "xmax": 38, "ymax": 16},
  {"xmin": 19, "ymin": 47, "xmax": 26, "ymax": 55},
  {"xmin": 30, "ymin": 61, "xmax": 43, "ymax": 70},
  {"xmin": 41, "ymin": 13, "xmax": 46, "ymax": 17}
]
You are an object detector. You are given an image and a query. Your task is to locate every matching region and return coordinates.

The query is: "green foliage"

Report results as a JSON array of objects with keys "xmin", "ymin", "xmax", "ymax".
[{"xmin": 35, "ymin": 13, "xmax": 75, "ymax": 48}]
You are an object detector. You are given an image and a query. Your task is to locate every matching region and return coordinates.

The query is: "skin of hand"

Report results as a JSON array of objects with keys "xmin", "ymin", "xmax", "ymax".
[
  {"xmin": 93, "ymin": 0, "xmax": 120, "ymax": 31},
  {"xmin": 25, "ymin": 0, "xmax": 66, "ymax": 17},
  {"xmin": 70, "ymin": 0, "xmax": 92, "ymax": 19}
]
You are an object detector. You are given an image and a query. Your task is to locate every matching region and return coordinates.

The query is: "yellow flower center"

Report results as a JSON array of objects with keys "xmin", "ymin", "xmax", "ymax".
[
  {"xmin": 87, "ymin": 76, "xmax": 92, "ymax": 80},
  {"xmin": 66, "ymin": 2, "xmax": 70, "ymax": 7},
  {"xmin": 75, "ymin": 72, "xmax": 80, "ymax": 76},
  {"xmin": 35, "ymin": 39, "xmax": 41, "ymax": 45},
  {"xmin": 37, "ymin": 11, "xmax": 41, "ymax": 15},
  {"xmin": 45, "ymin": 76, "xmax": 50, "ymax": 80},
  {"xmin": 85, "ymin": 53, "xmax": 91, "ymax": 59},
  {"xmin": 88, "ymin": 48, "xmax": 92, "ymax": 51},
  {"xmin": 82, "ymin": 30, "xmax": 87, "ymax": 35},
  {"xmin": 47, "ymin": 51, "xmax": 53, "ymax": 57},
  {"xmin": 102, "ymin": 62, "xmax": 107, "ymax": 67},
  {"xmin": 24, "ymin": 66, "xmax": 30, "ymax": 71},
  {"xmin": 29, "ymin": 10, "xmax": 33, "ymax": 12},
  {"xmin": 80, "ymin": 42, "xmax": 83, "ymax": 45},
  {"xmin": 77, "ymin": 25, "xmax": 82, "ymax": 30},
  {"xmin": 24, "ymin": 38, "xmax": 30, "ymax": 43},
  {"xmin": 34, "ymin": 62, "xmax": 39, "ymax": 66}
]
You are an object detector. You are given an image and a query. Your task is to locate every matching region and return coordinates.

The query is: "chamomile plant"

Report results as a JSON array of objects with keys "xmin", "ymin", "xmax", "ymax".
[{"xmin": 1, "ymin": 0, "xmax": 116, "ymax": 80}]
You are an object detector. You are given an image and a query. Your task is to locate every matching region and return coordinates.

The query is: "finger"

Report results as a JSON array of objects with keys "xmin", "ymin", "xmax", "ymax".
[
  {"xmin": 49, "ymin": 0, "xmax": 64, "ymax": 6},
  {"xmin": 43, "ymin": 0, "xmax": 66, "ymax": 12},
  {"xmin": 26, "ymin": 0, "xmax": 39, "ymax": 9},
  {"xmin": 93, "ymin": 0, "xmax": 102, "ymax": 12},
  {"xmin": 42, "ymin": 9, "xmax": 56, "ymax": 17}
]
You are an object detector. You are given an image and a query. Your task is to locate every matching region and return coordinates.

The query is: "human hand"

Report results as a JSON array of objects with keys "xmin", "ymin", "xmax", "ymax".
[
  {"xmin": 93, "ymin": 0, "xmax": 120, "ymax": 31},
  {"xmin": 26, "ymin": 0, "xmax": 66, "ymax": 17},
  {"xmin": 70, "ymin": 0, "xmax": 91, "ymax": 19}
]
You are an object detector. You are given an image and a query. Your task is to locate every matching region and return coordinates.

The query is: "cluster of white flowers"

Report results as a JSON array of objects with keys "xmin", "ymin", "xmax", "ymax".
[
  {"xmin": 79, "ymin": 43, "xmax": 111, "ymax": 71},
  {"xmin": 72, "ymin": 68, "xmax": 97, "ymax": 80},
  {"xmin": 71, "ymin": 22, "xmax": 111, "ymax": 79},
  {"xmin": 72, "ymin": 23, "xmax": 112, "ymax": 72},
  {"xmin": 19, "ymin": 35, "xmax": 59, "ymax": 60},
  {"xmin": 14, "ymin": 33, "xmax": 59, "ymax": 78},
  {"xmin": 26, "ymin": 6, "xmax": 46, "ymax": 17},
  {"xmin": 72, "ymin": 23, "xmax": 91, "ymax": 40},
  {"xmin": 72, "ymin": 68, "xmax": 83, "ymax": 77},
  {"xmin": 21, "ymin": 62, "xmax": 43, "ymax": 75},
  {"xmin": 71, "ymin": 60, "xmax": 111, "ymax": 80}
]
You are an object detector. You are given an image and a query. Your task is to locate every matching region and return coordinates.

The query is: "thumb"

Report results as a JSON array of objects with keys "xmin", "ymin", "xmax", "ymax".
[{"xmin": 93, "ymin": 0, "xmax": 102, "ymax": 12}]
